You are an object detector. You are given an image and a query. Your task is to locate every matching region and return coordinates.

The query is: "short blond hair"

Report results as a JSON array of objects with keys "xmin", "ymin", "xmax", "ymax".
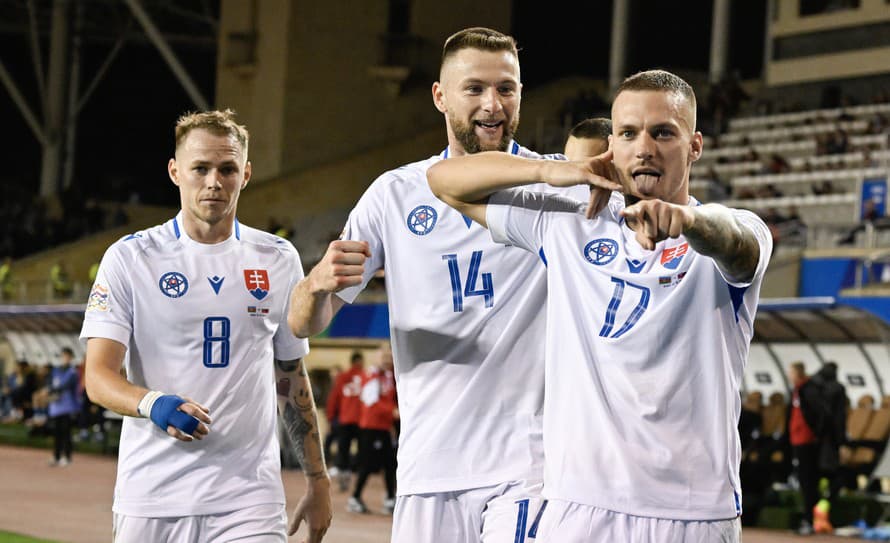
[
  {"xmin": 174, "ymin": 109, "xmax": 249, "ymax": 155},
  {"xmin": 441, "ymin": 27, "xmax": 518, "ymax": 68}
]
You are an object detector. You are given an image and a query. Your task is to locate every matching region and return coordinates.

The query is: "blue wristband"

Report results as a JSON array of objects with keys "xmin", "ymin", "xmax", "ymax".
[{"xmin": 149, "ymin": 395, "xmax": 200, "ymax": 435}]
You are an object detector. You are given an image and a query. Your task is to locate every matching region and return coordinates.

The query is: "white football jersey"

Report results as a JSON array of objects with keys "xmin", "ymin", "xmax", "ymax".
[
  {"xmin": 80, "ymin": 213, "xmax": 309, "ymax": 517},
  {"xmin": 487, "ymin": 190, "xmax": 771, "ymax": 520},
  {"xmin": 337, "ymin": 142, "xmax": 589, "ymax": 495}
]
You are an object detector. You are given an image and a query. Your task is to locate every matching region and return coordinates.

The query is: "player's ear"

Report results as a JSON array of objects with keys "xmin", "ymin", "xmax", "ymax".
[
  {"xmin": 432, "ymin": 81, "xmax": 447, "ymax": 113},
  {"xmin": 168, "ymin": 158, "xmax": 180, "ymax": 186},
  {"xmin": 689, "ymin": 132, "xmax": 703, "ymax": 164},
  {"xmin": 242, "ymin": 161, "xmax": 251, "ymax": 189}
]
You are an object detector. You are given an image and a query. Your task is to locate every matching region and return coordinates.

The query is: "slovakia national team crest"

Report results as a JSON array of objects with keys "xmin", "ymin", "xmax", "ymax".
[
  {"xmin": 158, "ymin": 272, "xmax": 189, "ymax": 298},
  {"xmin": 406, "ymin": 205, "xmax": 437, "ymax": 236},
  {"xmin": 244, "ymin": 269, "xmax": 270, "ymax": 300},
  {"xmin": 584, "ymin": 238, "xmax": 619, "ymax": 266},
  {"xmin": 661, "ymin": 243, "xmax": 689, "ymax": 270}
]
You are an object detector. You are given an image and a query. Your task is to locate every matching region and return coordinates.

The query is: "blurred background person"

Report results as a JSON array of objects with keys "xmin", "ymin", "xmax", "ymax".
[
  {"xmin": 348, "ymin": 343, "xmax": 398, "ymax": 515},
  {"xmin": 326, "ymin": 351, "xmax": 365, "ymax": 491},
  {"xmin": 47, "ymin": 347, "xmax": 81, "ymax": 466}
]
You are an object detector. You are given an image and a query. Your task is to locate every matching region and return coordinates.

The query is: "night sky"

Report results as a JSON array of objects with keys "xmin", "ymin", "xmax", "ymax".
[{"xmin": 1, "ymin": 0, "xmax": 766, "ymax": 208}]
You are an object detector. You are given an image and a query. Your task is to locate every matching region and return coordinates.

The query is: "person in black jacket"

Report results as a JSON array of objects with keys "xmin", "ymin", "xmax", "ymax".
[
  {"xmin": 813, "ymin": 362, "xmax": 848, "ymax": 499},
  {"xmin": 788, "ymin": 362, "xmax": 826, "ymax": 535}
]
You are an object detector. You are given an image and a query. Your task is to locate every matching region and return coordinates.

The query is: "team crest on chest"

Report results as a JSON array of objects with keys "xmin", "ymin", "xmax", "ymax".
[
  {"xmin": 584, "ymin": 238, "xmax": 619, "ymax": 266},
  {"xmin": 406, "ymin": 205, "xmax": 437, "ymax": 236},
  {"xmin": 660, "ymin": 243, "xmax": 688, "ymax": 270},
  {"xmin": 244, "ymin": 269, "xmax": 270, "ymax": 300},
  {"xmin": 158, "ymin": 271, "xmax": 189, "ymax": 298}
]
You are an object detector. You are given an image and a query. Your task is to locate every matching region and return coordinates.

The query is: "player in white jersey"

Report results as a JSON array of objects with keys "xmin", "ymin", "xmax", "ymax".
[
  {"xmin": 564, "ymin": 117, "xmax": 612, "ymax": 161},
  {"xmin": 289, "ymin": 28, "xmax": 587, "ymax": 543},
  {"xmin": 81, "ymin": 110, "xmax": 332, "ymax": 543},
  {"xmin": 429, "ymin": 70, "xmax": 772, "ymax": 542}
]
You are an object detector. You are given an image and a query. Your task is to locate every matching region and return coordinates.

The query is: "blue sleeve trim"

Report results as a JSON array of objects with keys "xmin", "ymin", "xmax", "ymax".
[
  {"xmin": 538, "ymin": 247, "xmax": 548, "ymax": 267},
  {"xmin": 727, "ymin": 284, "xmax": 748, "ymax": 323}
]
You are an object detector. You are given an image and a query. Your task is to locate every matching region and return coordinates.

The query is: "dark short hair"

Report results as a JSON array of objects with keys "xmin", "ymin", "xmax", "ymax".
[
  {"xmin": 616, "ymin": 69, "xmax": 697, "ymax": 111},
  {"xmin": 61, "ymin": 347, "xmax": 74, "ymax": 357},
  {"xmin": 442, "ymin": 27, "xmax": 518, "ymax": 67},
  {"xmin": 569, "ymin": 117, "xmax": 612, "ymax": 140},
  {"xmin": 350, "ymin": 351, "xmax": 364, "ymax": 364}
]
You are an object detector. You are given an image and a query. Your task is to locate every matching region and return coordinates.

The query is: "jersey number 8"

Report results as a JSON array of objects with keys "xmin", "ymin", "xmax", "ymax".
[{"xmin": 203, "ymin": 317, "xmax": 230, "ymax": 368}]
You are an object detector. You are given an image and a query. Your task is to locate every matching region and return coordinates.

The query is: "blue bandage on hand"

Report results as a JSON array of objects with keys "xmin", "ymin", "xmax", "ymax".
[{"xmin": 149, "ymin": 395, "xmax": 200, "ymax": 436}]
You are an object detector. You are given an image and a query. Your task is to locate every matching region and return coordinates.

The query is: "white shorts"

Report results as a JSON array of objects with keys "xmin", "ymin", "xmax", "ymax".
[
  {"xmin": 113, "ymin": 503, "xmax": 287, "ymax": 543},
  {"xmin": 535, "ymin": 500, "xmax": 741, "ymax": 543},
  {"xmin": 392, "ymin": 479, "xmax": 546, "ymax": 543}
]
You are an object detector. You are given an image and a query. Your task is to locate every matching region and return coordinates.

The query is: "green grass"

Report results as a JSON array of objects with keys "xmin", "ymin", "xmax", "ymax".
[
  {"xmin": 0, "ymin": 422, "xmax": 116, "ymax": 455},
  {"xmin": 0, "ymin": 531, "xmax": 62, "ymax": 543}
]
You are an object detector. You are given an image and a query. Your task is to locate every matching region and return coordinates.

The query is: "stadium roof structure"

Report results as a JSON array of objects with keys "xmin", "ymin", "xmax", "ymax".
[{"xmin": 755, "ymin": 297, "xmax": 890, "ymax": 343}]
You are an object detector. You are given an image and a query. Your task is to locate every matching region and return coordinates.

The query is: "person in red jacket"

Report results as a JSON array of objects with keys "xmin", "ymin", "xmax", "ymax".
[
  {"xmin": 326, "ymin": 351, "xmax": 364, "ymax": 491},
  {"xmin": 347, "ymin": 343, "xmax": 398, "ymax": 515},
  {"xmin": 788, "ymin": 361, "xmax": 826, "ymax": 536}
]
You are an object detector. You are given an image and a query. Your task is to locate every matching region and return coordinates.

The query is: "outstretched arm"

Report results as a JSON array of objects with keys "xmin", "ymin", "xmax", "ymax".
[
  {"xmin": 427, "ymin": 151, "xmax": 622, "ymax": 228},
  {"xmin": 288, "ymin": 240, "xmax": 371, "ymax": 338},
  {"xmin": 621, "ymin": 201, "xmax": 762, "ymax": 283},
  {"xmin": 276, "ymin": 357, "xmax": 332, "ymax": 543}
]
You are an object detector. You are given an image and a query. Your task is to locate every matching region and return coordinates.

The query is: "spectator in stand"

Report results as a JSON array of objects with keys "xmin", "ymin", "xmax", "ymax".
[
  {"xmin": 88, "ymin": 261, "xmax": 100, "ymax": 285},
  {"xmin": 0, "ymin": 257, "xmax": 13, "ymax": 300},
  {"xmin": 48, "ymin": 348, "xmax": 81, "ymax": 466},
  {"xmin": 348, "ymin": 343, "xmax": 398, "ymax": 515},
  {"xmin": 787, "ymin": 361, "xmax": 826, "ymax": 536},
  {"xmin": 839, "ymin": 199, "xmax": 890, "ymax": 245},
  {"xmin": 757, "ymin": 183, "xmax": 784, "ymax": 199},
  {"xmin": 49, "ymin": 260, "xmax": 73, "ymax": 300},
  {"xmin": 765, "ymin": 153, "xmax": 791, "ymax": 175},
  {"xmin": 812, "ymin": 180, "xmax": 836, "ymax": 195},
  {"xmin": 826, "ymin": 128, "xmax": 850, "ymax": 155},
  {"xmin": 326, "ymin": 351, "xmax": 365, "ymax": 491}
]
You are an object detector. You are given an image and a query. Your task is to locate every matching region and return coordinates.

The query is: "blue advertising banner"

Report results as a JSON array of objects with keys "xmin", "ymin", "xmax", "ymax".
[{"xmin": 861, "ymin": 177, "xmax": 887, "ymax": 219}]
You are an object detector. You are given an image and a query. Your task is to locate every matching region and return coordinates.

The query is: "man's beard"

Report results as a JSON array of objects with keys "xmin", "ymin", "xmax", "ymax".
[{"xmin": 449, "ymin": 113, "xmax": 519, "ymax": 154}]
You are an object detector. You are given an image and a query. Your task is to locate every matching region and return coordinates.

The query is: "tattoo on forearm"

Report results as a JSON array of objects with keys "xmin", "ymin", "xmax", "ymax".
[
  {"xmin": 686, "ymin": 209, "xmax": 758, "ymax": 282},
  {"xmin": 277, "ymin": 357, "xmax": 327, "ymax": 479},
  {"xmin": 283, "ymin": 402, "xmax": 327, "ymax": 478}
]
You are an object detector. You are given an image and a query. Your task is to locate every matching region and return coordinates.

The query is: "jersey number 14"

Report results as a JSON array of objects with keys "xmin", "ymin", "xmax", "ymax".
[{"xmin": 442, "ymin": 251, "xmax": 494, "ymax": 312}]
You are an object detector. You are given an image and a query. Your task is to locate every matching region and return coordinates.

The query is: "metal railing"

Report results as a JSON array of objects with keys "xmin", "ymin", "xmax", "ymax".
[{"xmin": 0, "ymin": 280, "xmax": 90, "ymax": 305}]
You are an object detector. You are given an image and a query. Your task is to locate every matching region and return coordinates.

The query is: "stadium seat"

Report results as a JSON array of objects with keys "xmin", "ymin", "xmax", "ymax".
[{"xmin": 848, "ymin": 394, "xmax": 877, "ymax": 442}]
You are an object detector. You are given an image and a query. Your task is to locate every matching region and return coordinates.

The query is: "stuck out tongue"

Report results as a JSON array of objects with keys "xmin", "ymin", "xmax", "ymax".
[{"xmin": 634, "ymin": 174, "xmax": 660, "ymax": 195}]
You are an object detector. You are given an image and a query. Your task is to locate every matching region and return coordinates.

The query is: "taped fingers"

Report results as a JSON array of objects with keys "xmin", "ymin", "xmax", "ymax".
[
  {"xmin": 148, "ymin": 395, "xmax": 201, "ymax": 437},
  {"xmin": 169, "ymin": 410, "xmax": 200, "ymax": 435}
]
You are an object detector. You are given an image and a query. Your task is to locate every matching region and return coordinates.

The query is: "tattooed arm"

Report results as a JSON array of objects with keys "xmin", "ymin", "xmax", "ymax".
[{"xmin": 276, "ymin": 358, "xmax": 332, "ymax": 543}]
